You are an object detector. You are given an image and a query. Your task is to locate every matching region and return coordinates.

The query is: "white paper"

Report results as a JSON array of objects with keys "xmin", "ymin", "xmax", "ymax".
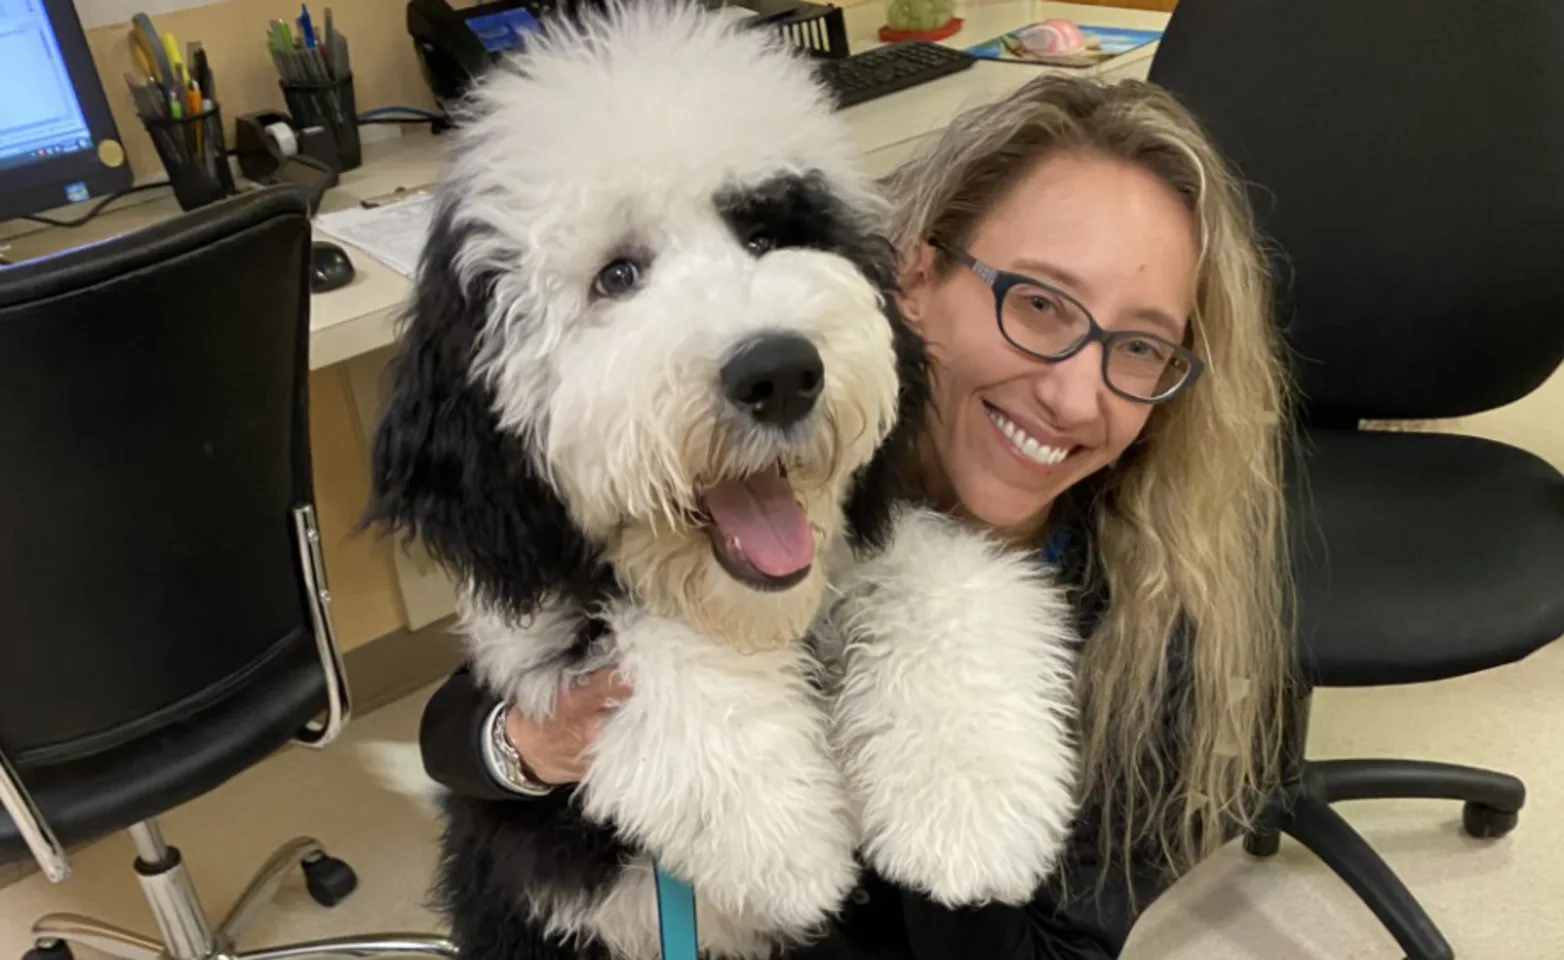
[{"xmin": 313, "ymin": 193, "xmax": 435, "ymax": 279}]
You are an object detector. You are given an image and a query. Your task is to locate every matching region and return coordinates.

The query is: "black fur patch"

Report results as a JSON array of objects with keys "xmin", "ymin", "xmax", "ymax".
[
  {"xmin": 435, "ymin": 792, "xmax": 629, "ymax": 960},
  {"xmin": 715, "ymin": 171, "xmax": 932, "ymax": 556},
  {"xmin": 364, "ymin": 198, "xmax": 616, "ymax": 620},
  {"xmin": 845, "ymin": 307, "xmax": 930, "ymax": 556}
]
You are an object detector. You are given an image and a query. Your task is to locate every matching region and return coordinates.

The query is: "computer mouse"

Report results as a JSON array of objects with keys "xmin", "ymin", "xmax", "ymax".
[{"xmin": 310, "ymin": 241, "xmax": 356, "ymax": 293}]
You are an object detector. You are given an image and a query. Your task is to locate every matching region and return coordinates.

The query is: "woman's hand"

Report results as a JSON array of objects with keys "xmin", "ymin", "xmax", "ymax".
[{"xmin": 503, "ymin": 667, "xmax": 633, "ymax": 785}]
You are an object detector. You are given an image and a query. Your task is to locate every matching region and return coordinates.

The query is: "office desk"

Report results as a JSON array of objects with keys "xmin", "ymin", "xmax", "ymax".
[{"xmin": 4, "ymin": 0, "xmax": 1170, "ymax": 652}]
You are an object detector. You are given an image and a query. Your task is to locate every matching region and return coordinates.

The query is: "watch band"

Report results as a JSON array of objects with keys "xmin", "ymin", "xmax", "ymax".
[{"xmin": 482, "ymin": 702, "xmax": 555, "ymax": 797}]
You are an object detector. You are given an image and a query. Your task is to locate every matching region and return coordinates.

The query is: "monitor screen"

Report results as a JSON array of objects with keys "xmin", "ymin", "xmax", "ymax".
[
  {"xmin": 0, "ymin": 0, "xmax": 95, "ymax": 172},
  {"xmin": 0, "ymin": 0, "xmax": 132, "ymax": 222},
  {"xmin": 463, "ymin": 5, "xmax": 542, "ymax": 53}
]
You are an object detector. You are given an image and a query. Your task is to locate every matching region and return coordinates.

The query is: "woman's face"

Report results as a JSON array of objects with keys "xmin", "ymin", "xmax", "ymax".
[{"xmin": 899, "ymin": 151, "xmax": 1199, "ymax": 533}]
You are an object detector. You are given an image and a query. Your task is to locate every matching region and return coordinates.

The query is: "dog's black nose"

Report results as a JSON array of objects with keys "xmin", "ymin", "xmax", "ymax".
[{"xmin": 721, "ymin": 333, "xmax": 824, "ymax": 428}]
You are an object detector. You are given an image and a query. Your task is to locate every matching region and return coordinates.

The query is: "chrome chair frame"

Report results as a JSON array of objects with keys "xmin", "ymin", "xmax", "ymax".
[{"xmin": 0, "ymin": 505, "xmax": 457, "ymax": 960}]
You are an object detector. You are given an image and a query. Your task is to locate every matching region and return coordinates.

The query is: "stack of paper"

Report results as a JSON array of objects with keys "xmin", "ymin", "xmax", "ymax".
[{"xmin": 313, "ymin": 192, "xmax": 435, "ymax": 279}]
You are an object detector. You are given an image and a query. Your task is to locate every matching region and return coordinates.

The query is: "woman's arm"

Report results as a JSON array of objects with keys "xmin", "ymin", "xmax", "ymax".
[
  {"xmin": 417, "ymin": 663, "xmax": 634, "ymax": 800},
  {"xmin": 418, "ymin": 666, "xmax": 521, "ymax": 801}
]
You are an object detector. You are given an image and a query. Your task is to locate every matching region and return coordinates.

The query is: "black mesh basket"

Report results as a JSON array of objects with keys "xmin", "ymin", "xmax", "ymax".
[
  {"xmin": 281, "ymin": 74, "xmax": 362, "ymax": 172},
  {"xmin": 142, "ymin": 107, "xmax": 237, "ymax": 212}
]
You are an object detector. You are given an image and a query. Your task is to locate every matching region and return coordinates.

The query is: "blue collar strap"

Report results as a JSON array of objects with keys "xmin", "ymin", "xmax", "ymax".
[{"xmin": 653, "ymin": 859, "xmax": 699, "ymax": 960}]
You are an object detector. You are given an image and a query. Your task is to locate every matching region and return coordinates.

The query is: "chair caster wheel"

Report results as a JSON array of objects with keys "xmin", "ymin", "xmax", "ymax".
[
  {"xmin": 1462, "ymin": 802, "xmax": 1518, "ymax": 839},
  {"xmin": 25, "ymin": 940, "xmax": 73, "ymax": 960},
  {"xmin": 1243, "ymin": 830, "xmax": 1282, "ymax": 858},
  {"xmin": 302, "ymin": 853, "xmax": 359, "ymax": 907}
]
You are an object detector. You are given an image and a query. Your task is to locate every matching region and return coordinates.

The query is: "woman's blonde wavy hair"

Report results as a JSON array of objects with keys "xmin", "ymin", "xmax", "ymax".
[{"xmin": 883, "ymin": 74, "xmax": 1295, "ymax": 885}]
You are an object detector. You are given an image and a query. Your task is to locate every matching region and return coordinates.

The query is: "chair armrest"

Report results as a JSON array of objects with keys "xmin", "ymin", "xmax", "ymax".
[
  {"xmin": 0, "ymin": 747, "xmax": 70, "ymax": 882},
  {"xmin": 290, "ymin": 504, "xmax": 354, "ymax": 749}
]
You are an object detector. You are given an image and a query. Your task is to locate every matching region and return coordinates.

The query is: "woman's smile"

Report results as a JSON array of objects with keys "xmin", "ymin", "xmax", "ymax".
[{"xmin": 982, "ymin": 400, "xmax": 1077, "ymax": 472}]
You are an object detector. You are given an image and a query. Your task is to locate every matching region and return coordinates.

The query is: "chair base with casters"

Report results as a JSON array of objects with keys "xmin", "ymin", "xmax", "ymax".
[
  {"xmin": 1242, "ymin": 692, "xmax": 1525, "ymax": 960},
  {"xmin": 21, "ymin": 820, "xmax": 457, "ymax": 960}
]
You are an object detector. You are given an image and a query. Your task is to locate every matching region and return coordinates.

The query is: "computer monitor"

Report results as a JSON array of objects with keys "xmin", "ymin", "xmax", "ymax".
[{"xmin": 0, "ymin": 0, "xmax": 134, "ymax": 222}]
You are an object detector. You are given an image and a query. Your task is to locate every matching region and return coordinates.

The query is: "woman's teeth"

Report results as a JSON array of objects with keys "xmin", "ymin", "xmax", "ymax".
[{"xmin": 987, "ymin": 409, "xmax": 1071, "ymax": 466}]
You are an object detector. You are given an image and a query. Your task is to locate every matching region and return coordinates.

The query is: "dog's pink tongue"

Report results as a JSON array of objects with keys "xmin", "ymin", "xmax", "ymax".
[{"xmin": 703, "ymin": 469, "xmax": 813, "ymax": 578}]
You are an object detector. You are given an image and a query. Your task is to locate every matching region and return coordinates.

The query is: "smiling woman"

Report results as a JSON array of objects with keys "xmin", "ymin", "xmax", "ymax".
[{"xmin": 883, "ymin": 72, "xmax": 1295, "ymax": 916}]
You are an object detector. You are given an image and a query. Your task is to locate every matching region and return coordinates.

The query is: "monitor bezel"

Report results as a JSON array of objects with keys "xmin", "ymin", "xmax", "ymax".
[{"xmin": 1, "ymin": 0, "xmax": 136, "ymax": 223}]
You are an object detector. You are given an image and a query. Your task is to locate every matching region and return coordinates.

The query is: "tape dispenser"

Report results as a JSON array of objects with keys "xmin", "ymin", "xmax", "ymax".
[{"xmin": 234, "ymin": 111, "xmax": 341, "ymax": 203}]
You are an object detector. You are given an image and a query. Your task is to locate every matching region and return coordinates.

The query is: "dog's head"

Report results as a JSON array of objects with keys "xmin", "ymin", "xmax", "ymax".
[{"xmin": 369, "ymin": 0, "xmax": 927, "ymax": 650}]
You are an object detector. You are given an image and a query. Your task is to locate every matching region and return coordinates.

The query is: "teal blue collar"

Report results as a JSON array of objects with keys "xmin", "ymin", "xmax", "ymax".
[{"xmin": 654, "ymin": 858, "xmax": 698, "ymax": 960}]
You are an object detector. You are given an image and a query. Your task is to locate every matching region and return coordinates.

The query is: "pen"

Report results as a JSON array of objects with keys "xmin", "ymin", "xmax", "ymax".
[{"xmin": 298, "ymin": 3, "xmax": 317, "ymax": 49}]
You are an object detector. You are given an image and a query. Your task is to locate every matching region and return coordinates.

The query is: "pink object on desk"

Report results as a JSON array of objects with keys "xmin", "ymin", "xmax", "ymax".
[{"xmin": 1012, "ymin": 18, "xmax": 1088, "ymax": 56}]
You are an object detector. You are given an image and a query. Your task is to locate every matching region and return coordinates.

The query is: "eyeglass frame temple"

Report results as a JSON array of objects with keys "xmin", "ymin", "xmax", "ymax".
[{"xmin": 927, "ymin": 238, "xmax": 1204, "ymax": 404}]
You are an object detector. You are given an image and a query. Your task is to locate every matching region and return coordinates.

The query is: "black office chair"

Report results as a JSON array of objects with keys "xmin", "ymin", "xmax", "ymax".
[
  {"xmin": 0, "ymin": 188, "xmax": 456, "ymax": 960},
  {"xmin": 1149, "ymin": 2, "xmax": 1564, "ymax": 958}
]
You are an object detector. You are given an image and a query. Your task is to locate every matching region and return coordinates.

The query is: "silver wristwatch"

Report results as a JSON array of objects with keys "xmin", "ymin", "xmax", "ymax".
[{"xmin": 482, "ymin": 702, "xmax": 555, "ymax": 797}]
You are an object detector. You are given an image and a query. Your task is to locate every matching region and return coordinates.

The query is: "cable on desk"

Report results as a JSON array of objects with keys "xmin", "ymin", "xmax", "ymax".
[{"xmin": 22, "ymin": 181, "xmax": 173, "ymax": 228}]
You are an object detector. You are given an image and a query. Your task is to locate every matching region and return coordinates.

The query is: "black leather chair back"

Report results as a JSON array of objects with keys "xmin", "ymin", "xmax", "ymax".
[
  {"xmin": 1149, "ymin": 0, "xmax": 1564, "ymax": 426},
  {"xmin": 0, "ymin": 188, "xmax": 315, "ymax": 771}
]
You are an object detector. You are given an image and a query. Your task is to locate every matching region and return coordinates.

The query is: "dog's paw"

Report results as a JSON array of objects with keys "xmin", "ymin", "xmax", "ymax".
[
  {"xmin": 830, "ymin": 507, "xmax": 1079, "ymax": 907},
  {"xmin": 580, "ymin": 602, "xmax": 859, "ymax": 934}
]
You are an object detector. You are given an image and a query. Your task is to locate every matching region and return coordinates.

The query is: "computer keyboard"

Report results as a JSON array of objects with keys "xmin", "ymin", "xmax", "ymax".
[{"xmin": 815, "ymin": 41, "xmax": 977, "ymax": 110}]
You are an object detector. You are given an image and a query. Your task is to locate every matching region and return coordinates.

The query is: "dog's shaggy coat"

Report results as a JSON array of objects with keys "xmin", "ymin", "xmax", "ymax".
[{"xmin": 365, "ymin": 4, "xmax": 1081, "ymax": 959}]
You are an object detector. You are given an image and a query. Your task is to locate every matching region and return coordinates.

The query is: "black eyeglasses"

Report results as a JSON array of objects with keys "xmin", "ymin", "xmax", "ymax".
[{"xmin": 932, "ymin": 240, "xmax": 1204, "ymax": 404}]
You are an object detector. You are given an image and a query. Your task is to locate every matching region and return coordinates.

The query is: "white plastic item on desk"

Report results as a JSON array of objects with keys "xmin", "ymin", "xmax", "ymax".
[{"xmin": 264, "ymin": 121, "xmax": 299, "ymax": 157}]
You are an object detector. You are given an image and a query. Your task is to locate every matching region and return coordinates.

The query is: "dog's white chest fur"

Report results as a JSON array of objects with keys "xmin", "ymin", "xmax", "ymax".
[{"xmin": 459, "ymin": 507, "xmax": 1080, "ymax": 960}]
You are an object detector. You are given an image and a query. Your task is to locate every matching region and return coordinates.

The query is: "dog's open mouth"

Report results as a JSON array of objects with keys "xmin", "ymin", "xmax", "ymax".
[{"xmin": 697, "ymin": 463, "xmax": 812, "ymax": 592}]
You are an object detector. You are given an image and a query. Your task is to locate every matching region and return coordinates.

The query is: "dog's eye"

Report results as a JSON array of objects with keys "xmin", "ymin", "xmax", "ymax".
[
  {"xmin": 592, "ymin": 258, "xmax": 642, "ymax": 298},
  {"xmin": 744, "ymin": 231, "xmax": 775, "ymax": 256}
]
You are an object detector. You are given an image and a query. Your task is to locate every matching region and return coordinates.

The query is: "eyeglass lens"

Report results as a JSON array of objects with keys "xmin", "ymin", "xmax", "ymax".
[{"xmin": 1000, "ymin": 282, "xmax": 1193, "ymax": 401}]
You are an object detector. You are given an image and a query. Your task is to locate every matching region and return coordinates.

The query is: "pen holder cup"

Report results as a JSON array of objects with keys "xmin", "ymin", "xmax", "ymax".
[
  {"xmin": 281, "ymin": 74, "xmax": 361, "ymax": 172},
  {"xmin": 142, "ymin": 107, "xmax": 237, "ymax": 212}
]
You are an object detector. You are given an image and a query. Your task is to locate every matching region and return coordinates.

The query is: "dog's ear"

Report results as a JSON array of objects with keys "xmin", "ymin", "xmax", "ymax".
[
  {"xmin": 365, "ymin": 201, "xmax": 609, "ymax": 617},
  {"xmin": 841, "ymin": 232, "xmax": 932, "ymax": 556}
]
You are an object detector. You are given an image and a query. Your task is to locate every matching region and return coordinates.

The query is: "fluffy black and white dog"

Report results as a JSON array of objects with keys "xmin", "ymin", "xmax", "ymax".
[{"xmin": 366, "ymin": 3, "xmax": 1080, "ymax": 959}]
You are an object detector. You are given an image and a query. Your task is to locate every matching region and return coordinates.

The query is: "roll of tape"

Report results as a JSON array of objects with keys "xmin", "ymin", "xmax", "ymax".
[{"xmin": 264, "ymin": 122, "xmax": 299, "ymax": 158}]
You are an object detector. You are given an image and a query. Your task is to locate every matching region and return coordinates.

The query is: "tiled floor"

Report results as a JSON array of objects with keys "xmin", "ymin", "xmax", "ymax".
[{"xmin": 4, "ymin": 635, "xmax": 1562, "ymax": 960}]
